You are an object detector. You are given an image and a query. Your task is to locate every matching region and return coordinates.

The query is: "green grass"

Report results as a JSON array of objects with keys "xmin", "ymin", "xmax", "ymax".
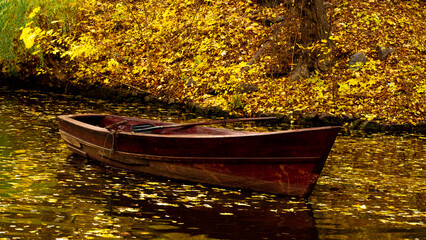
[{"xmin": 0, "ymin": 0, "xmax": 29, "ymax": 72}]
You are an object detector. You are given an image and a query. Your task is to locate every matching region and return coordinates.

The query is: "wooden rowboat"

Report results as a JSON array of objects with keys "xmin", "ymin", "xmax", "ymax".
[{"xmin": 58, "ymin": 114, "xmax": 340, "ymax": 198}]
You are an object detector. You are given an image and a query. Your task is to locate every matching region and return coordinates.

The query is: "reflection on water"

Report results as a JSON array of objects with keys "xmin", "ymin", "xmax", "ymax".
[
  {"xmin": 55, "ymin": 155, "xmax": 317, "ymax": 240},
  {"xmin": 0, "ymin": 88, "xmax": 425, "ymax": 239}
]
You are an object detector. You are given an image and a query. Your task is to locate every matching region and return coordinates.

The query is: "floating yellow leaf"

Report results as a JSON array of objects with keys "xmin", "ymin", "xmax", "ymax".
[{"xmin": 219, "ymin": 212, "xmax": 234, "ymax": 216}]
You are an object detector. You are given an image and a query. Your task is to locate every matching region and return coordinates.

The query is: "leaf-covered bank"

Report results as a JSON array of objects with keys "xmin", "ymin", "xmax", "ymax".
[{"xmin": 1, "ymin": 0, "xmax": 425, "ymax": 129}]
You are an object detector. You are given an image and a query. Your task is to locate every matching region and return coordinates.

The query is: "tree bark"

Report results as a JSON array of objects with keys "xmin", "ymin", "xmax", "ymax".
[{"xmin": 291, "ymin": 0, "xmax": 332, "ymax": 81}]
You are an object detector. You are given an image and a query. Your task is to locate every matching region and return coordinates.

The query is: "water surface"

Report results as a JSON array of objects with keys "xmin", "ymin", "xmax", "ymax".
[{"xmin": 0, "ymin": 88, "xmax": 424, "ymax": 239}]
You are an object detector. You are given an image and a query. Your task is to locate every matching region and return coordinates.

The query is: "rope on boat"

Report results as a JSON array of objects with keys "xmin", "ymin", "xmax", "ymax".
[
  {"xmin": 103, "ymin": 120, "xmax": 128, "ymax": 159},
  {"xmin": 102, "ymin": 129, "xmax": 115, "ymax": 160}
]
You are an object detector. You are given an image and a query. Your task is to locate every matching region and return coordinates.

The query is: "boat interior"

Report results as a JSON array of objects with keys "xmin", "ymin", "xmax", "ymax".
[{"xmin": 71, "ymin": 114, "xmax": 249, "ymax": 135}]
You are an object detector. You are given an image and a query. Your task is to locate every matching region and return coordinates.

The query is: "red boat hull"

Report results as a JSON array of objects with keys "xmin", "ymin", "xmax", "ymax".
[{"xmin": 58, "ymin": 114, "xmax": 340, "ymax": 198}]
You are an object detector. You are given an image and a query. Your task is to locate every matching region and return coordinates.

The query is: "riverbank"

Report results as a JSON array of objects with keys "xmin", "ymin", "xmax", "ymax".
[
  {"xmin": 1, "ymin": 0, "xmax": 425, "ymax": 133},
  {"xmin": 1, "ymin": 75, "xmax": 425, "ymax": 135}
]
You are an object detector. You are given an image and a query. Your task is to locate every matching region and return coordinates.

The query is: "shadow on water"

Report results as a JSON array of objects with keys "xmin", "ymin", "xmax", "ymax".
[{"xmin": 53, "ymin": 154, "xmax": 319, "ymax": 240}]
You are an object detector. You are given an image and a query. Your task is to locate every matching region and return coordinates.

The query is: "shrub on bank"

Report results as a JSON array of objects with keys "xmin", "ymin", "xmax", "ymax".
[{"xmin": 0, "ymin": 0, "xmax": 78, "ymax": 74}]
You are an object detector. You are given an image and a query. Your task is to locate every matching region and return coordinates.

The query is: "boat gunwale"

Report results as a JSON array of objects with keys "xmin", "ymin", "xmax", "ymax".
[{"xmin": 58, "ymin": 114, "xmax": 341, "ymax": 139}]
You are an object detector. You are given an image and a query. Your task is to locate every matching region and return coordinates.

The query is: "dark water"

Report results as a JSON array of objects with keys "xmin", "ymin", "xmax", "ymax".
[{"xmin": 0, "ymin": 88, "xmax": 424, "ymax": 240}]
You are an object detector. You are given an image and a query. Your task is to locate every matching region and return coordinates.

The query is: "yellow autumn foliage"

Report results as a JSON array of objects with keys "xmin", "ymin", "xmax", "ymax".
[
  {"xmin": 10, "ymin": 0, "xmax": 426, "ymax": 124},
  {"xmin": 19, "ymin": 25, "xmax": 42, "ymax": 49}
]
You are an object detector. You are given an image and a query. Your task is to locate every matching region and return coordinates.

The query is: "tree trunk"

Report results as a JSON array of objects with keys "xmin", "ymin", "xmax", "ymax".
[{"xmin": 291, "ymin": 0, "xmax": 332, "ymax": 81}]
